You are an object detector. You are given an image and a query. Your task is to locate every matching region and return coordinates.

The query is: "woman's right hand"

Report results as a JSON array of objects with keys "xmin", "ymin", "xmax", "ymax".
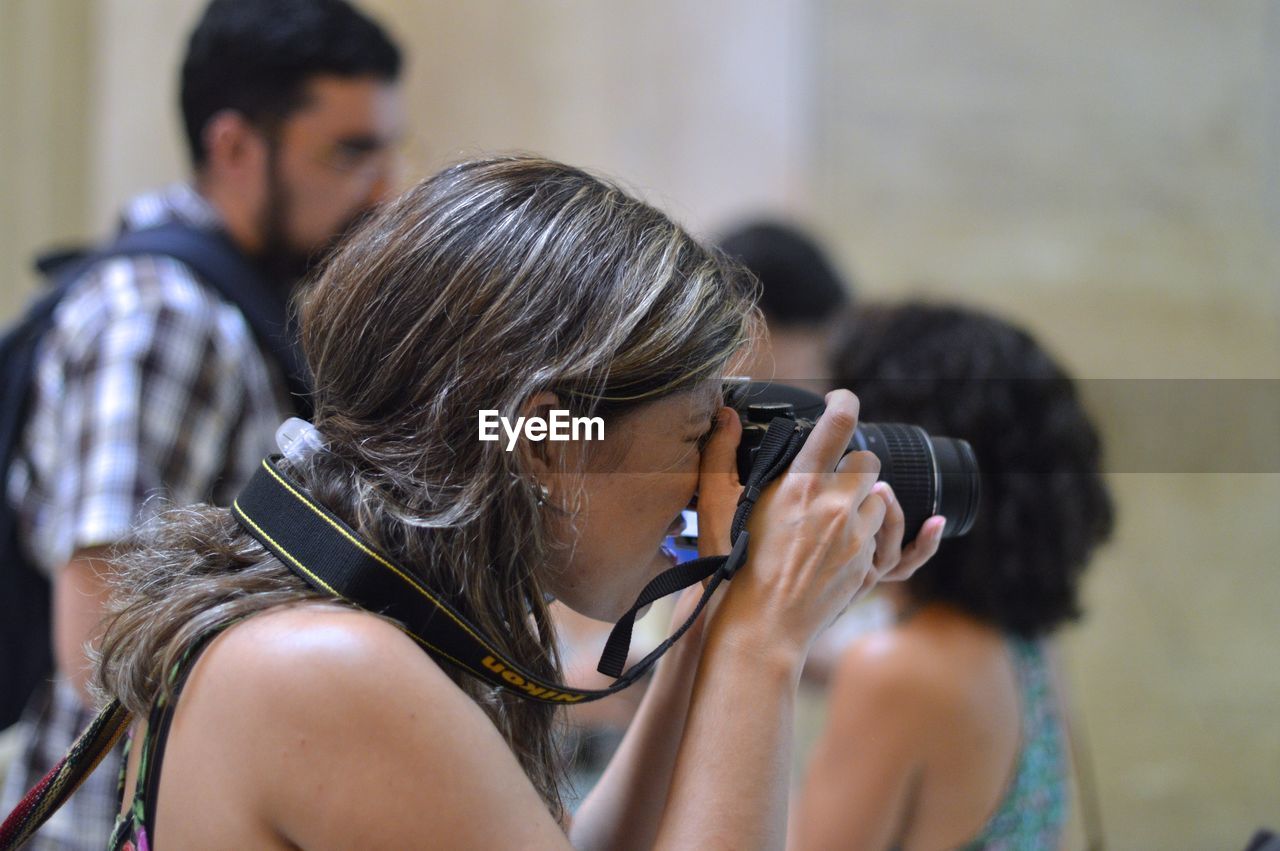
[{"xmin": 710, "ymin": 390, "xmax": 907, "ymax": 657}]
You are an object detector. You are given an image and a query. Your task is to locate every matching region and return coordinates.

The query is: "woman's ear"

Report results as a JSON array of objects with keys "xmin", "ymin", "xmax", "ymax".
[{"xmin": 517, "ymin": 390, "xmax": 566, "ymax": 488}]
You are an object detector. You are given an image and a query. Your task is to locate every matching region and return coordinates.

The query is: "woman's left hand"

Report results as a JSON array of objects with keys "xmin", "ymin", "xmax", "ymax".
[
  {"xmin": 867, "ymin": 481, "xmax": 944, "ymax": 583},
  {"xmin": 694, "ymin": 407, "xmax": 743, "ymax": 558}
]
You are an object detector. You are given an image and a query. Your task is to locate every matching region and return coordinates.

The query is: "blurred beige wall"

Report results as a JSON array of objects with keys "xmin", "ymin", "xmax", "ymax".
[
  {"xmin": 813, "ymin": 3, "xmax": 1279, "ymax": 847},
  {"xmin": 1, "ymin": 0, "xmax": 814, "ymax": 316},
  {"xmin": 359, "ymin": 0, "xmax": 814, "ymax": 231},
  {"xmin": 88, "ymin": 0, "xmax": 207, "ymax": 231},
  {"xmin": 0, "ymin": 0, "xmax": 93, "ymax": 316},
  {"xmin": 1, "ymin": 1, "xmax": 1276, "ymax": 847},
  {"xmin": 814, "ymin": 0, "xmax": 1280, "ymax": 378}
]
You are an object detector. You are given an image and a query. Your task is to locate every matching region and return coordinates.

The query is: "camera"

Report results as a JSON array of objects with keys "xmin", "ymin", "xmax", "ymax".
[{"xmin": 729, "ymin": 381, "xmax": 980, "ymax": 544}]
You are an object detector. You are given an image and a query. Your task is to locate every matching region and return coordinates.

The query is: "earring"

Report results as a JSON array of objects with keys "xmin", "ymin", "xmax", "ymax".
[{"xmin": 535, "ymin": 482, "xmax": 550, "ymax": 506}]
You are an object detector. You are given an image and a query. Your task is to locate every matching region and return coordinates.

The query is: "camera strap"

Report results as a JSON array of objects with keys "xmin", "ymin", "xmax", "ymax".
[
  {"xmin": 0, "ymin": 418, "xmax": 810, "ymax": 849},
  {"xmin": 231, "ymin": 416, "xmax": 806, "ymax": 703}
]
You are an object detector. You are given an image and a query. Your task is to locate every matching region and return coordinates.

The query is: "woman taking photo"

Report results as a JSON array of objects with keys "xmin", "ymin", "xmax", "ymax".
[
  {"xmin": 79, "ymin": 157, "xmax": 942, "ymax": 850},
  {"xmin": 791, "ymin": 303, "xmax": 1114, "ymax": 851}
]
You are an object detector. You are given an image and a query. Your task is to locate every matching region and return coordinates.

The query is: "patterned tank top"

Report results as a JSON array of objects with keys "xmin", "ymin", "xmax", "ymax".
[
  {"xmin": 108, "ymin": 630, "xmax": 224, "ymax": 851},
  {"xmin": 957, "ymin": 636, "xmax": 1069, "ymax": 850}
]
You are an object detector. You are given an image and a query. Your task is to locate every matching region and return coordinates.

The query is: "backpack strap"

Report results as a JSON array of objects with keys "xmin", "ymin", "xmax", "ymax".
[
  {"xmin": 0, "ymin": 701, "xmax": 132, "ymax": 851},
  {"xmin": 0, "ymin": 262, "xmax": 92, "ymax": 728},
  {"xmin": 0, "ymin": 620, "xmax": 238, "ymax": 851},
  {"xmin": 75, "ymin": 223, "xmax": 312, "ymax": 417},
  {"xmin": 6, "ymin": 221, "xmax": 311, "ymax": 463}
]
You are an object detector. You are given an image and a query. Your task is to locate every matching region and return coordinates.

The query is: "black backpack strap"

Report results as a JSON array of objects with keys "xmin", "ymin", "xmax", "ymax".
[
  {"xmin": 26, "ymin": 223, "xmax": 311, "ymax": 417},
  {"xmin": 87, "ymin": 224, "xmax": 312, "ymax": 417},
  {"xmin": 0, "ymin": 274, "xmax": 79, "ymax": 727}
]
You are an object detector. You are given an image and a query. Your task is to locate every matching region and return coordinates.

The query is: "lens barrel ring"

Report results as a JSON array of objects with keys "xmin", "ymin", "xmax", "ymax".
[{"xmin": 862, "ymin": 423, "xmax": 935, "ymax": 543}]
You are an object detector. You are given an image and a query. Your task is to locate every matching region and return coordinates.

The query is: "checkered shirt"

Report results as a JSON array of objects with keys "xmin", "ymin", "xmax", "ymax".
[{"xmin": 0, "ymin": 183, "xmax": 293, "ymax": 850}]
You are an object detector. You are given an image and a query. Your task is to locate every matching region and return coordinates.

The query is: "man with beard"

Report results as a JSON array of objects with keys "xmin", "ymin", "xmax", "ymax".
[{"xmin": 0, "ymin": 2, "xmax": 403, "ymax": 847}]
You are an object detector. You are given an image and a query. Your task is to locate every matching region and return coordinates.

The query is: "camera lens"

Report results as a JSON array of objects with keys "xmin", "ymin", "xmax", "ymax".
[
  {"xmin": 730, "ymin": 382, "xmax": 980, "ymax": 543},
  {"xmin": 932, "ymin": 432, "xmax": 981, "ymax": 538},
  {"xmin": 851, "ymin": 423, "xmax": 979, "ymax": 543}
]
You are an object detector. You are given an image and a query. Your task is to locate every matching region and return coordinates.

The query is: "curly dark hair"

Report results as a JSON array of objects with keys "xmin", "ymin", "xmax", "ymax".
[
  {"xmin": 181, "ymin": 0, "xmax": 402, "ymax": 167},
  {"xmin": 832, "ymin": 302, "xmax": 1114, "ymax": 637}
]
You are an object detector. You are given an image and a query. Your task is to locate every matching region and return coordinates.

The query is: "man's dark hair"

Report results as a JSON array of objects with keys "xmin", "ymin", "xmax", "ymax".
[
  {"xmin": 833, "ymin": 303, "xmax": 1114, "ymax": 637},
  {"xmin": 717, "ymin": 221, "xmax": 851, "ymax": 325},
  {"xmin": 181, "ymin": 0, "xmax": 402, "ymax": 167}
]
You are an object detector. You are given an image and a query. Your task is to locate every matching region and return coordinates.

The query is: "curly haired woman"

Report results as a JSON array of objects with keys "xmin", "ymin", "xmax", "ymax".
[{"xmin": 793, "ymin": 303, "xmax": 1113, "ymax": 851}]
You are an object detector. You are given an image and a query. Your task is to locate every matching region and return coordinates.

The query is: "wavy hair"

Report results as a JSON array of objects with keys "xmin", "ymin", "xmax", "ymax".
[
  {"xmin": 832, "ymin": 302, "xmax": 1114, "ymax": 638},
  {"xmin": 95, "ymin": 156, "xmax": 759, "ymax": 816}
]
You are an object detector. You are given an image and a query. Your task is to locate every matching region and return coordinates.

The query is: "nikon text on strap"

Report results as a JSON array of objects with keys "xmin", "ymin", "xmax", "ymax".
[{"xmin": 231, "ymin": 416, "xmax": 808, "ymax": 703}]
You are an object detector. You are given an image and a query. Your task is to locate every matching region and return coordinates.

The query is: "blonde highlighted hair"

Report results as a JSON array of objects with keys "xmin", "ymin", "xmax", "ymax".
[{"xmin": 96, "ymin": 155, "xmax": 760, "ymax": 816}]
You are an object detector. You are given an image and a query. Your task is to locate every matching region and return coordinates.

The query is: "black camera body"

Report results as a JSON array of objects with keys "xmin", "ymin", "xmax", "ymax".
[{"xmin": 731, "ymin": 382, "xmax": 979, "ymax": 544}]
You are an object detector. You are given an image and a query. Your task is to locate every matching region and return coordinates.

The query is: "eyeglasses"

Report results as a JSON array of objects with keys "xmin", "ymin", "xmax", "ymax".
[{"xmin": 316, "ymin": 137, "xmax": 401, "ymax": 182}]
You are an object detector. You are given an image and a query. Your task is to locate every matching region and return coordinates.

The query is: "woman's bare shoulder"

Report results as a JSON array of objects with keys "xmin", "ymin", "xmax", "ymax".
[
  {"xmin": 831, "ymin": 623, "xmax": 974, "ymax": 715},
  {"xmin": 209, "ymin": 603, "xmax": 430, "ymax": 677},
  {"xmin": 830, "ymin": 611, "xmax": 1013, "ymax": 731},
  {"xmin": 179, "ymin": 604, "xmax": 470, "ymax": 760},
  {"xmin": 175, "ymin": 603, "xmax": 566, "ymax": 848},
  {"xmin": 188, "ymin": 602, "xmax": 480, "ymax": 745}
]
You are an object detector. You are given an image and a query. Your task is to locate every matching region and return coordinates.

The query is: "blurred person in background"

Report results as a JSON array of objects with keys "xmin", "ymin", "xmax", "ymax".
[
  {"xmin": 717, "ymin": 220, "xmax": 852, "ymax": 386},
  {"xmin": 791, "ymin": 303, "xmax": 1114, "ymax": 851},
  {"xmin": 0, "ymin": 1, "xmax": 402, "ymax": 847}
]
